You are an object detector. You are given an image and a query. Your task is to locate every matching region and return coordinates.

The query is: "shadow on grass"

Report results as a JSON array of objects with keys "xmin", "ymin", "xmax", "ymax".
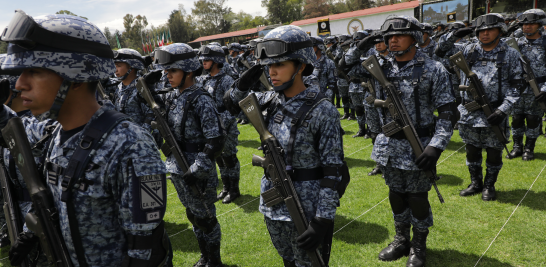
[
  {"xmin": 497, "ymin": 189, "xmax": 546, "ymax": 211},
  {"xmin": 343, "ymin": 130, "xmax": 354, "ymax": 135},
  {"xmin": 427, "ymin": 249, "xmax": 514, "ymax": 267},
  {"xmin": 445, "ymin": 140, "xmax": 466, "ymax": 149},
  {"xmin": 333, "ymin": 214, "xmax": 389, "ymax": 245},
  {"xmin": 230, "ymin": 194, "xmax": 260, "ymax": 213},
  {"xmin": 532, "ymin": 152, "xmax": 546, "ymax": 160},
  {"xmin": 165, "ymin": 221, "xmax": 200, "ymax": 253},
  {"xmin": 238, "ymin": 140, "xmax": 261, "ymax": 149},
  {"xmin": 436, "ymin": 174, "xmax": 464, "ymax": 186},
  {"xmin": 345, "ymin": 157, "xmax": 376, "ymax": 170}
]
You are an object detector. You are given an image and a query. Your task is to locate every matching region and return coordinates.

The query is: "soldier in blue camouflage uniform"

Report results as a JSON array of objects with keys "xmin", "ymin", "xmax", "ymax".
[
  {"xmin": 228, "ymin": 43, "xmax": 244, "ymax": 76},
  {"xmin": 436, "ymin": 13, "xmax": 523, "ymax": 201},
  {"xmin": 310, "ymin": 37, "xmax": 337, "ymax": 102},
  {"xmin": 344, "ymin": 30, "xmax": 371, "ymax": 138},
  {"xmin": 197, "ymin": 45, "xmax": 241, "ymax": 204},
  {"xmin": 113, "ymin": 48, "xmax": 154, "ymax": 132},
  {"xmin": 324, "ymin": 36, "xmax": 341, "ymax": 107},
  {"xmin": 506, "ymin": 9, "xmax": 546, "ymax": 161},
  {"xmin": 225, "ymin": 25, "xmax": 345, "ymax": 267},
  {"xmin": 418, "ymin": 23, "xmax": 437, "ymax": 57},
  {"xmin": 154, "ymin": 43, "xmax": 225, "ymax": 267},
  {"xmin": 362, "ymin": 16, "xmax": 455, "ymax": 267},
  {"xmin": 331, "ymin": 35, "xmax": 354, "ymax": 119},
  {"xmin": 0, "ymin": 11, "xmax": 171, "ymax": 267}
]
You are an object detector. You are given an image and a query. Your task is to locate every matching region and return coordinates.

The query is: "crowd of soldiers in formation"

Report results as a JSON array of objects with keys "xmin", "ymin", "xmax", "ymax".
[{"xmin": 0, "ymin": 6, "xmax": 544, "ymax": 267}]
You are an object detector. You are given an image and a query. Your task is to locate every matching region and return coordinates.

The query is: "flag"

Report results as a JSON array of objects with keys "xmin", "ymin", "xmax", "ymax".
[
  {"xmin": 157, "ymin": 34, "xmax": 161, "ymax": 47},
  {"xmin": 142, "ymin": 42, "xmax": 146, "ymax": 53},
  {"xmin": 115, "ymin": 34, "xmax": 121, "ymax": 49},
  {"xmin": 161, "ymin": 31, "xmax": 165, "ymax": 46},
  {"xmin": 168, "ymin": 28, "xmax": 173, "ymax": 44}
]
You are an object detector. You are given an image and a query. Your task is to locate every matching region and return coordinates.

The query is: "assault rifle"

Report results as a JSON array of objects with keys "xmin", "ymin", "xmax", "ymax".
[
  {"xmin": 325, "ymin": 49, "xmax": 350, "ymax": 82},
  {"xmin": 96, "ymin": 81, "xmax": 109, "ymax": 101},
  {"xmin": 2, "ymin": 118, "xmax": 74, "ymax": 266},
  {"xmin": 0, "ymin": 156, "xmax": 31, "ymax": 267},
  {"xmin": 239, "ymin": 93, "xmax": 326, "ymax": 267},
  {"xmin": 240, "ymin": 59, "xmax": 273, "ymax": 91},
  {"xmin": 361, "ymin": 79, "xmax": 376, "ymax": 105},
  {"xmin": 505, "ymin": 38, "xmax": 546, "ymax": 112},
  {"xmin": 449, "ymin": 51, "xmax": 510, "ymax": 155},
  {"xmin": 362, "ymin": 55, "xmax": 445, "ymax": 204},
  {"xmin": 135, "ymin": 78, "xmax": 212, "ymax": 217}
]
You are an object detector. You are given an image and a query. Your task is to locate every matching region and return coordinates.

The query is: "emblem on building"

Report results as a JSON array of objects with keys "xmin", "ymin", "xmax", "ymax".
[{"xmin": 347, "ymin": 19, "xmax": 364, "ymax": 34}]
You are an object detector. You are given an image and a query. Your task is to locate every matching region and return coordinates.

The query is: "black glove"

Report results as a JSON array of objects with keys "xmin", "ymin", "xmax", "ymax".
[
  {"xmin": 487, "ymin": 109, "xmax": 507, "ymax": 125},
  {"xmin": 415, "ymin": 146, "xmax": 443, "ymax": 171},
  {"xmin": 506, "ymin": 24, "xmax": 519, "ymax": 36},
  {"xmin": 296, "ymin": 217, "xmax": 333, "ymax": 250},
  {"xmin": 236, "ymin": 64, "xmax": 264, "ymax": 91},
  {"xmin": 242, "ymin": 50, "xmax": 251, "ymax": 58},
  {"xmin": 369, "ymin": 132, "xmax": 378, "ymax": 144},
  {"xmin": 181, "ymin": 170, "xmax": 198, "ymax": 186},
  {"xmin": 9, "ymin": 232, "xmax": 39, "ymax": 266},
  {"xmin": 236, "ymin": 57, "xmax": 245, "ymax": 67},
  {"xmin": 453, "ymin": 27, "xmax": 474, "ymax": 38},
  {"xmin": 143, "ymin": 69, "xmax": 164, "ymax": 87},
  {"xmin": 535, "ymin": 91, "xmax": 546, "ymax": 103},
  {"xmin": 357, "ymin": 36, "xmax": 376, "ymax": 51},
  {"xmin": 0, "ymin": 79, "xmax": 11, "ymax": 105},
  {"xmin": 142, "ymin": 55, "xmax": 153, "ymax": 69}
]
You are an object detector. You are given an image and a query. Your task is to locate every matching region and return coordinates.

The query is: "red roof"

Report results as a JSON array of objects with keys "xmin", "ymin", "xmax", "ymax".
[
  {"xmin": 190, "ymin": 26, "xmax": 267, "ymax": 43},
  {"xmin": 291, "ymin": 1, "xmax": 419, "ymax": 26}
]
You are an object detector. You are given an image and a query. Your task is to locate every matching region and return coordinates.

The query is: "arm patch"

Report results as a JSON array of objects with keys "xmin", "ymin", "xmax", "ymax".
[{"xmin": 131, "ymin": 172, "xmax": 167, "ymax": 224}]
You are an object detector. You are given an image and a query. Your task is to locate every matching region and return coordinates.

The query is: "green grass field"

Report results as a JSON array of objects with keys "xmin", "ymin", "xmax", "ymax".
[{"xmin": 1, "ymin": 113, "xmax": 545, "ymax": 266}]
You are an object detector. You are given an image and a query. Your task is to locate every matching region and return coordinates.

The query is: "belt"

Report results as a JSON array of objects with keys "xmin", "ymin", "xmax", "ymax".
[
  {"xmin": 289, "ymin": 168, "xmax": 323, "ymax": 181},
  {"xmin": 535, "ymin": 76, "xmax": 546, "ymax": 84},
  {"xmin": 177, "ymin": 141, "xmax": 205, "ymax": 153},
  {"xmin": 390, "ymin": 127, "xmax": 432, "ymax": 140}
]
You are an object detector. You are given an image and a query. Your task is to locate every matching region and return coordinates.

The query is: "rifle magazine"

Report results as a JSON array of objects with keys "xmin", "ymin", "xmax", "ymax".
[
  {"xmin": 261, "ymin": 188, "xmax": 284, "ymax": 207},
  {"xmin": 365, "ymin": 95, "xmax": 375, "ymax": 105},
  {"xmin": 464, "ymin": 101, "xmax": 482, "ymax": 112},
  {"xmin": 382, "ymin": 121, "xmax": 403, "ymax": 137}
]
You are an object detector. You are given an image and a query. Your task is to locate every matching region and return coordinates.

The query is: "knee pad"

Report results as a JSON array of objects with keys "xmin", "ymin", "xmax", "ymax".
[
  {"xmin": 388, "ymin": 190, "xmax": 407, "ymax": 215},
  {"xmin": 186, "ymin": 209, "xmax": 196, "ymax": 226},
  {"xmin": 355, "ymin": 107, "xmax": 365, "ymax": 117},
  {"xmin": 216, "ymin": 158, "xmax": 226, "ymax": 168},
  {"xmin": 525, "ymin": 114, "xmax": 541, "ymax": 129},
  {"xmin": 222, "ymin": 155, "xmax": 239, "ymax": 168},
  {"xmin": 194, "ymin": 216, "xmax": 219, "ymax": 235},
  {"xmin": 512, "ymin": 114, "xmax": 525, "ymax": 128},
  {"xmin": 406, "ymin": 192, "xmax": 430, "ymax": 221},
  {"xmin": 466, "ymin": 144, "xmax": 483, "ymax": 162},
  {"xmin": 485, "ymin": 147, "xmax": 503, "ymax": 166}
]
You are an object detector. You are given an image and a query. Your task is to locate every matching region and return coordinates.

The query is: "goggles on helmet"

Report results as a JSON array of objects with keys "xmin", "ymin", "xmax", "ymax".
[
  {"xmin": 420, "ymin": 24, "xmax": 433, "ymax": 32},
  {"xmin": 353, "ymin": 31, "xmax": 368, "ymax": 40},
  {"xmin": 200, "ymin": 46, "xmax": 225, "ymax": 57},
  {"xmin": 518, "ymin": 13, "xmax": 546, "ymax": 23},
  {"xmin": 249, "ymin": 40, "xmax": 258, "ymax": 49},
  {"xmin": 255, "ymin": 38, "xmax": 313, "ymax": 59},
  {"xmin": 381, "ymin": 18, "xmax": 422, "ymax": 32},
  {"xmin": 1, "ymin": 10, "xmax": 114, "ymax": 59},
  {"xmin": 113, "ymin": 51, "xmax": 146, "ymax": 64},
  {"xmin": 473, "ymin": 14, "xmax": 505, "ymax": 28},
  {"xmin": 448, "ymin": 23, "xmax": 465, "ymax": 31},
  {"xmin": 338, "ymin": 35, "xmax": 352, "ymax": 44},
  {"xmin": 154, "ymin": 49, "xmax": 196, "ymax": 65}
]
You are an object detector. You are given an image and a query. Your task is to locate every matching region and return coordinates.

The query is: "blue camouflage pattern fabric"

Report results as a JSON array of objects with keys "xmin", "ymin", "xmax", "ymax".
[
  {"xmin": 367, "ymin": 50, "xmax": 455, "ymax": 170},
  {"xmin": 331, "ymin": 45, "xmax": 349, "ymax": 102},
  {"xmin": 258, "ymin": 26, "xmax": 316, "ymax": 67},
  {"xmin": 114, "ymin": 48, "xmax": 145, "ymax": 70},
  {"xmin": 346, "ymin": 45, "xmax": 369, "ymax": 127},
  {"xmin": 0, "ymin": 102, "xmax": 167, "ymax": 266},
  {"xmin": 155, "ymin": 43, "xmax": 201, "ymax": 72},
  {"xmin": 419, "ymin": 38, "xmax": 437, "ymax": 58},
  {"xmin": 1, "ymin": 14, "xmax": 115, "ymax": 83},
  {"xmin": 113, "ymin": 78, "xmax": 153, "ymax": 132},
  {"xmin": 311, "ymin": 54, "xmax": 337, "ymax": 99},
  {"xmin": 264, "ymin": 217, "xmax": 316, "ymax": 266}
]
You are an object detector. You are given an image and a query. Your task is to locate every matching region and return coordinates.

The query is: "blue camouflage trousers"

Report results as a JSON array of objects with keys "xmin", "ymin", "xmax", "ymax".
[
  {"xmin": 380, "ymin": 162, "xmax": 434, "ymax": 230},
  {"xmin": 219, "ymin": 117, "xmax": 240, "ymax": 181},
  {"xmin": 338, "ymin": 79, "xmax": 351, "ymax": 108},
  {"xmin": 265, "ymin": 217, "xmax": 322, "ymax": 267},
  {"xmin": 458, "ymin": 124, "xmax": 509, "ymax": 152},
  {"xmin": 511, "ymin": 94, "xmax": 543, "ymax": 139},
  {"xmin": 350, "ymin": 91, "xmax": 366, "ymax": 129}
]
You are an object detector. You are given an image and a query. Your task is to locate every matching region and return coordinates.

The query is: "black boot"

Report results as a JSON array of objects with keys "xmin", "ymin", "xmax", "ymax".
[
  {"xmin": 240, "ymin": 119, "xmax": 249, "ymax": 125},
  {"xmin": 506, "ymin": 136, "xmax": 523, "ymax": 159},
  {"xmin": 207, "ymin": 242, "xmax": 223, "ymax": 267},
  {"xmin": 378, "ymin": 222, "xmax": 411, "ymax": 261},
  {"xmin": 406, "ymin": 227, "xmax": 429, "ymax": 267},
  {"xmin": 340, "ymin": 107, "xmax": 350, "ymax": 120},
  {"xmin": 352, "ymin": 126, "xmax": 366, "ymax": 138},
  {"xmin": 282, "ymin": 259, "xmax": 296, "ymax": 267},
  {"xmin": 193, "ymin": 236, "xmax": 209, "ymax": 267},
  {"xmin": 368, "ymin": 164, "xmax": 382, "ymax": 176},
  {"xmin": 363, "ymin": 125, "xmax": 370, "ymax": 139},
  {"xmin": 348, "ymin": 109, "xmax": 356, "ymax": 121},
  {"xmin": 522, "ymin": 138, "xmax": 537, "ymax": 161},
  {"xmin": 217, "ymin": 177, "xmax": 230, "ymax": 201},
  {"xmin": 336, "ymin": 95, "xmax": 341, "ymax": 108},
  {"xmin": 0, "ymin": 231, "xmax": 10, "ymax": 248},
  {"xmin": 482, "ymin": 167, "xmax": 500, "ymax": 201},
  {"xmin": 222, "ymin": 178, "xmax": 240, "ymax": 204},
  {"xmin": 460, "ymin": 166, "xmax": 483, "ymax": 196}
]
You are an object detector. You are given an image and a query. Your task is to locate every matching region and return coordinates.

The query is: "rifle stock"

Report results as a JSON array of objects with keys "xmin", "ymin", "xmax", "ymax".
[
  {"xmin": 239, "ymin": 93, "xmax": 326, "ymax": 267},
  {"xmin": 96, "ymin": 82, "xmax": 109, "ymax": 100},
  {"xmin": 362, "ymin": 55, "xmax": 444, "ymax": 203},
  {"xmin": 2, "ymin": 118, "xmax": 74, "ymax": 267}
]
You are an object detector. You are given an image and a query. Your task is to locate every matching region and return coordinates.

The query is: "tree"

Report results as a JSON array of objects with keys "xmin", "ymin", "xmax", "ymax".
[
  {"xmin": 121, "ymin": 14, "xmax": 148, "ymax": 53},
  {"xmin": 261, "ymin": 0, "xmax": 304, "ymax": 24},
  {"xmin": 0, "ymin": 42, "xmax": 7, "ymax": 54},
  {"xmin": 103, "ymin": 27, "xmax": 118, "ymax": 49},
  {"xmin": 168, "ymin": 9, "xmax": 197, "ymax": 43},
  {"xmin": 55, "ymin": 10, "xmax": 88, "ymax": 20},
  {"xmin": 303, "ymin": 0, "xmax": 329, "ymax": 19},
  {"xmin": 192, "ymin": 0, "xmax": 233, "ymax": 36}
]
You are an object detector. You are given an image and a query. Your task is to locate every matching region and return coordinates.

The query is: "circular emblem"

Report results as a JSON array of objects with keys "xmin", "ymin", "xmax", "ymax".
[
  {"xmin": 347, "ymin": 19, "xmax": 364, "ymax": 35},
  {"xmin": 321, "ymin": 22, "xmax": 327, "ymax": 29},
  {"xmin": 449, "ymin": 14, "xmax": 454, "ymax": 19}
]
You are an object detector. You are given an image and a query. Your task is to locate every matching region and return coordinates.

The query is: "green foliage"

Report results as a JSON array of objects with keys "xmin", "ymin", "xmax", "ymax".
[
  {"xmin": 55, "ymin": 10, "xmax": 88, "ymax": 20},
  {"xmin": 0, "ymin": 42, "xmax": 7, "ymax": 54},
  {"xmin": 167, "ymin": 10, "xmax": 197, "ymax": 44},
  {"xmin": 261, "ymin": 0, "xmax": 305, "ymax": 24},
  {"xmin": 191, "ymin": 0, "xmax": 233, "ymax": 36}
]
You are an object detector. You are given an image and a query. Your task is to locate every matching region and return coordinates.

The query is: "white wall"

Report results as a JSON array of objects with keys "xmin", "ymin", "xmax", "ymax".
[{"xmin": 298, "ymin": 8, "xmax": 415, "ymax": 36}]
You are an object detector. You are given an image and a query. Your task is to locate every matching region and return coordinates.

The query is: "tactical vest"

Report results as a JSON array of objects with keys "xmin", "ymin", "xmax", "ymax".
[{"xmin": 466, "ymin": 43, "xmax": 507, "ymax": 108}]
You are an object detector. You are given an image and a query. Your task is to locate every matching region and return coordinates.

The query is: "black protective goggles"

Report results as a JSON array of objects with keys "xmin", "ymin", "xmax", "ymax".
[
  {"xmin": 420, "ymin": 24, "xmax": 433, "ymax": 32},
  {"xmin": 518, "ymin": 13, "xmax": 546, "ymax": 23},
  {"xmin": 153, "ymin": 50, "xmax": 196, "ymax": 65},
  {"xmin": 1, "ymin": 9, "xmax": 114, "ymax": 58},
  {"xmin": 473, "ymin": 14, "xmax": 505, "ymax": 27},
  {"xmin": 255, "ymin": 39, "xmax": 313, "ymax": 59},
  {"xmin": 448, "ymin": 23, "xmax": 466, "ymax": 31},
  {"xmin": 338, "ymin": 36, "xmax": 352, "ymax": 44},
  {"xmin": 249, "ymin": 40, "xmax": 258, "ymax": 48},
  {"xmin": 200, "ymin": 46, "xmax": 225, "ymax": 57},
  {"xmin": 113, "ymin": 51, "xmax": 145, "ymax": 64},
  {"xmin": 381, "ymin": 18, "xmax": 422, "ymax": 32},
  {"xmin": 353, "ymin": 31, "xmax": 368, "ymax": 40}
]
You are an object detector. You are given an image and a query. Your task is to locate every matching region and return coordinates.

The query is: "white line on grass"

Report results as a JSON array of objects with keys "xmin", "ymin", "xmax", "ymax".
[
  {"xmin": 437, "ymin": 144, "xmax": 466, "ymax": 166},
  {"xmin": 473, "ymin": 162, "xmax": 546, "ymax": 267}
]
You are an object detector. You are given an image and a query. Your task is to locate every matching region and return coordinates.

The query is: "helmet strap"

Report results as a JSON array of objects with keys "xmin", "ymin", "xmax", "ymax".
[
  {"xmin": 118, "ymin": 67, "xmax": 132, "ymax": 82},
  {"xmin": 273, "ymin": 62, "xmax": 302, "ymax": 92},
  {"xmin": 478, "ymin": 31, "xmax": 501, "ymax": 46},
  {"xmin": 36, "ymin": 80, "xmax": 72, "ymax": 122}
]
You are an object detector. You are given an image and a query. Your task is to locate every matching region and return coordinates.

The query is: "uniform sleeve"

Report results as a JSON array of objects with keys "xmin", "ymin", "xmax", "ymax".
[
  {"xmin": 429, "ymin": 63, "xmax": 455, "ymax": 151},
  {"xmin": 365, "ymin": 89, "xmax": 382, "ymax": 134},
  {"xmin": 497, "ymin": 50, "xmax": 523, "ymax": 114},
  {"xmin": 344, "ymin": 46, "xmax": 364, "ymax": 65},
  {"xmin": 326, "ymin": 59, "xmax": 337, "ymax": 89},
  {"xmin": 116, "ymin": 137, "xmax": 167, "ymax": 260},
  {"xmin": 314, "ymin": 105, "xmax": 343, "ymax": 220}
]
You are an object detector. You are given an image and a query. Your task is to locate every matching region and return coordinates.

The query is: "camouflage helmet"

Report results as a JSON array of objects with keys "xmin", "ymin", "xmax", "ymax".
[
  {"xmin": 518, "ymin": 9, "xmax": 546, "ymax": 26},
  {"xmin": 353, "ymin": 30, "xmax": 369, "ymax": 41},
  {"xmin": 248, "ymin": 38, "xmax": 262, "ymax": 50},
  {"xmin": 209, "ymin": 42, "xmax": 221, "ymax": 46},
  {"xmin": 310, "ymin": 36, "xmax": 326, "ymax": 51},
  {"xmin": 420, "ymin": 22, "xmax": 434, "ymax": 35},
  {"xmin": 324, "ymin": 36, "xmax": 337, "ymax": 45},
  {"xmin": 473, "ymin": 13, "xmax": 507, "ymax": 34},
  {"xmin": 155, "ymin": 43, "xmax": 201, "ymax": 72},
  {"xmin": 448, "ymin": 21, "xmax": 466, "ymax": 32},
  {"xmin": 339, "ymin": 34, "xmax": 353, "ymax": 46},
  {"xmin": 256, "ymin": 25, "xmax": 315, "ymax": 76},
  {"xmin": 199, "ymin": 44, "xmax": 225, "ymax": 64},
  {"xmin": 381, "ymin": 15, "xmax": 424, "ymax": 46},
  {"xmin": 228, "ymin": 43, "xmax": 242, "ymax": 52},
  {"xmin": 0, "ymin": 54, "xmax": 20, "ymax": 92},
  {"xmin": 0, "ymin": 10, "xmax": 115, "ymax": 83},
  {"xmin": 221, "ymin": 46, "xmax": 229, "ymax": 55},
  {"xmin": 241, "ymin": 44, "xmax": 248, "ymax": 51},
  {"xmin": 114, "ymin": 48, "xmax": 145, "ymax": 70}
]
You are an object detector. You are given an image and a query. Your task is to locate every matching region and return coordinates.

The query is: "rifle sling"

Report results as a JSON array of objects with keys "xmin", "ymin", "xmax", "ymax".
[{"xmin": 467, "ymin": 44, "xmax": 506, "ymax": 104}]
